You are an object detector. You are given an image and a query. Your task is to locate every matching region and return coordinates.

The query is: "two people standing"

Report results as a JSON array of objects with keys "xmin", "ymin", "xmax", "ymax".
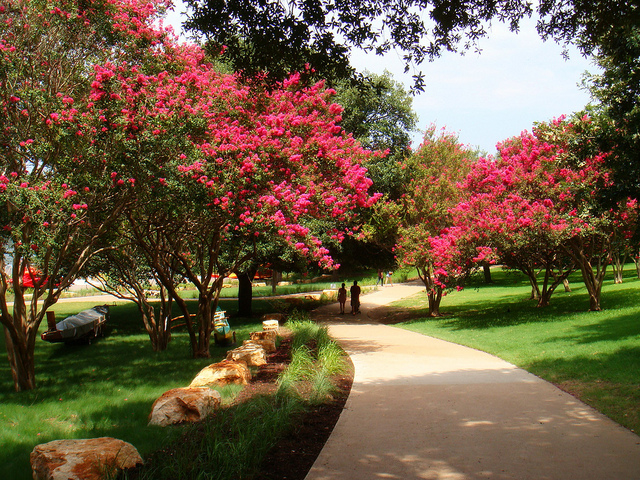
[
  {"xmin": 377, "ymin": 269, "xmax": 393, "ymax": 286},
  {"xmin": 337, "ymin": 281, "xmax": 361, "ymax": 315}
]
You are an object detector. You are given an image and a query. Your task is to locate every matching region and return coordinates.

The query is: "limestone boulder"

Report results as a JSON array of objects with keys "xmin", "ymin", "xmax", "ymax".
[
  {"xmin": 31, "ymin": 437, "xmax": 142, "ymax": 480},
  {"xmin": 323, "ymin": 289, "xmax": 338, "ymax": 301},
  {"xmin": 243, "ymin": 338, "xmax": 276, "ymax": 353},
  {"xmin": 148, "ymin": 387, "xmax": 221, "ymax": 426},
  {"xmin": 247, "ymin": 330, "xmax": 277, "ymax": 353},
  {"xmin": 262, "ymin": 319, "xmax": 280, "ymax": 332},
  {"xmin": 189, "ymin": 360, "xmax": 251, "ymax": 387},
  {"xmin": 251, "ymin": 330, "xmax": 277, "ymax": 342},
  {"xmin": 226, "ymin": 342, "xmax": 267, "ymax": 366}
]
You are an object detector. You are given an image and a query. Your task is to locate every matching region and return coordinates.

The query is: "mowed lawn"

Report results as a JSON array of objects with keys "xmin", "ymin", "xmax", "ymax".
[
  {"xmin": 0, "ymin": 299, "xmax": 264, "ymax": 480},
  {"xmin": 392, "ymin": 265, "xmax": 640, "ymax": 435}
]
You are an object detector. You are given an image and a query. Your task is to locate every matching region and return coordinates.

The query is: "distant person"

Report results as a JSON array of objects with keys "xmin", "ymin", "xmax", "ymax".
[
  {"xmin": 337, "ymin": 283, "xmax": 347, "ymax": 314},
  {"xmin": 350, "ymin": 280, "xmax": 361, "ymax": 315},
  {"xmin": 386, "ymin": 271, "xmax": 393, "ymax": 286},
  {"xmin": 376, "ymin": 269, "xmax": 384, "ymax": 286}
]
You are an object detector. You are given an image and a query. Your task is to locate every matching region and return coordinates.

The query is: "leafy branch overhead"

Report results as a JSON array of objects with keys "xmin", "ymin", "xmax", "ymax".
[{"xmin": 185, "ymin": 0, "xmax": 630, "ymax": 90}]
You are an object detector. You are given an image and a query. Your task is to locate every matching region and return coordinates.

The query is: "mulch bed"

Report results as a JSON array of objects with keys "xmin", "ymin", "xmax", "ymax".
[{"xmin": 241, "ymin": 332, "xmax": 355, "ymax": 480}]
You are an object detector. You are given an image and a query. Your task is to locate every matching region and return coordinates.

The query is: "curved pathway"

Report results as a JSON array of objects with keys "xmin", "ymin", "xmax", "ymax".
[{"xmin": 306, "ymin": 282, "xmax": 640, "ymax": 480}]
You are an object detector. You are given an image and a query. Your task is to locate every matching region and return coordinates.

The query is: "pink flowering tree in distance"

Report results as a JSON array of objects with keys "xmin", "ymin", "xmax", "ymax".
[
  {"xmin": 455, "ymin": 116, "xmax": 638, "ymax": 310},
  {"xmin": 395, "ymin": 126, "xmax": 477, "ymax": 316}
]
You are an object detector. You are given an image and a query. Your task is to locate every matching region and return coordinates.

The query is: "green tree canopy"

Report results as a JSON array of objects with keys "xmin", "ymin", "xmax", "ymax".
[
  {"xmin": 334, "ymin": 71, "xmax": 418, "ymax": 199},
  {"xmin": 184, "ymin": 0, "xmax": 629, "ymax": 91},
  {"xmin": 582, "ymin": 22, "xmax": 640, "ymax": 202}
]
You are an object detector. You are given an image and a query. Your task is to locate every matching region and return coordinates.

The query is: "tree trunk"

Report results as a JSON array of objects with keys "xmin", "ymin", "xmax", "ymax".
[
  {"xmin": 482, "ymin": 262, "xmax": 493, "ymax": 283},
  {"xmin": 522, "ymin": 266, "xmax": 540, "ymax": 300},
  {"xmin": 195, "ymin": 295, "xmax": 213, "ymax": 358},
  {"xmin": 566, "ymin": 238, "xmax": 609, "ymax": 312},
  {"xmin": 172, "ymin": 294, "xmax": 198, "ymax": 356},
  {"xmin": 428, "ymin": 288, "xmax": 443, "ymax": 317},
  {"xmin": 611, "ymin": 252, "xmax": 625, "ymax": 284},
  {"xmin": 139, "ymin": 296, "xmax": 171, "ymax": 352},
  {"xmin": 238, "ymin": 270, "xmax": 255, "ymax": 317},
  {"xmin": 536, "ymin": 262, "xmax": 572, "ymax": 308},
  {"xmin": 416, "ymin": 264, "xmax": 443, "ymax": 316},
  {"xmin": 271, "ymin": 269, "xmax": 279, "ymax": 295},
  {"xmin": 2, "ymin": 285, "xmax": 57, "ymax": 391},
  {"xmin": 4, "ymin": 325, "xmax": 36, "ymax": 391},
  {"xmin": 529, "ymin": 283, "xmax": 540, "ymax": 301}
]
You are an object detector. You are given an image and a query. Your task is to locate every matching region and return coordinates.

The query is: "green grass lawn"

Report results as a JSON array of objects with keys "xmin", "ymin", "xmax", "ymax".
[
  {"xmin": 0, "ymin": 299, "xmax": 267, "ymax": 480},
  {"xmin": 391, "ymin": 265, "xmax": 640, "ymax": 435}
]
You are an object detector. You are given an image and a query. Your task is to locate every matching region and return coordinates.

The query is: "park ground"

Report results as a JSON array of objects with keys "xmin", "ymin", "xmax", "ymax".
[{"xmin": 1, "ymin": 266, "xmax": 639, "ymax": 479}]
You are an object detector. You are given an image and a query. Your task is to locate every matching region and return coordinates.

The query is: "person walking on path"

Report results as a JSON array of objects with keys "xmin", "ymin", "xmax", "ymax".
[
  {"xmin": 349, "ymin": 280, "xmax": 361, "ymax": 315},
  {"xmin": 385, "ymin": 271, "xmax": 393, "ymax": 286},
  {"xmin": 337, "ymin": 283, "xmax": 347, "ymax": 314},
  {"xmin": 376, "ymin": 269, "xmax": 384, "ymax": 286}
]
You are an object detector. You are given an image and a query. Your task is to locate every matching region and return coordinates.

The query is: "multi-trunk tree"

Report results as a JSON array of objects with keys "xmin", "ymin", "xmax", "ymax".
[
  {"xmin": 1, "ymin": 0, "xmax": 380, "ymax": 389},
  {"xmin": 0, "ymin": 0, "xmax": 178, "ymax": 391},
  {"xmin": 455, "ymin": 117, "xmax": 638, "ymax": 311},
  {"xmin": 395, "ymin": 126, "xmax": 477, "ymax": 316}
]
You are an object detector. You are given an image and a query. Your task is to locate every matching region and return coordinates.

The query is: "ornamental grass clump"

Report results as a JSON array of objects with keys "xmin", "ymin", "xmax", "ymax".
[{"xmin": 278, "ymin": 312, "xmax": 348, "ymax": 404}]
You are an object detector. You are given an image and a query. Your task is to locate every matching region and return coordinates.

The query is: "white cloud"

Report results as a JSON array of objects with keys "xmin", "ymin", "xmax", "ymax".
[{"xmin": 351, "ymin": 18, "xmax": 596, "ymax": 153}]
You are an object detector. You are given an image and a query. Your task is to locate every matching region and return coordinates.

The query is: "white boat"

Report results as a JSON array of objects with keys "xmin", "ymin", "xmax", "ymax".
[{"xmin": 41, "ymin": 305, "xmax": 109, "ymax": 344}]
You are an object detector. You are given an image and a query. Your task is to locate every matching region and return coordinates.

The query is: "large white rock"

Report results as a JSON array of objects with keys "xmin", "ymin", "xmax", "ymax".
[
  {"xmin": 31, "ymin": 437, "xmax": 142, "ymax": 480},
  {"xmin": 148, "ymin": 387, "xmax": 221, "ymax": 426},
  {"xmin": 262, "ymin": 319, "xmax": 280, "ymax": 332},
  {"xmin": 189, "ymin": 360, "xmax": 251, "ymax": 387},
  {"xmin": 226, "ymin": 342, "xmax": 267, "ymax": 366}
]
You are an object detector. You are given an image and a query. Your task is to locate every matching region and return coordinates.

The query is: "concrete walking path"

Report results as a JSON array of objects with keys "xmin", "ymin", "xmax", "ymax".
[{"xmin": 306, "ymin": 282, "xmax": 640, "ymax": 480}]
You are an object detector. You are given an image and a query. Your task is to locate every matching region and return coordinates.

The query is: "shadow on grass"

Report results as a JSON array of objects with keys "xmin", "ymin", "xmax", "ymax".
[
  {"xmin": 550, "ymin": 312, "xmax": 640, "ymax": 345},
  {"xmin": 399, "ymin": 295, "xmax": 564, "ymax": 330},
  {"xmin": 526, "ymin": 346, "xmax": 640, "ymax": 434},
  {"xmin": 1, "ymin": 398, "xmax": 186, "ymax": 480},
  {"xmin": 399, "ymin": 277, "xmax": 640, "ymax": 332}
]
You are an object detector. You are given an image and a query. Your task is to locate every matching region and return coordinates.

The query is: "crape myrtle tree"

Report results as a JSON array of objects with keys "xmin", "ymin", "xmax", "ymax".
[
  {"xmin": 455, "ymin": 116, "xmax": 638, "ymax": 311},
  {"xmin": 454, "ymin": 129, "xmax": 582, "ymax": 307},
  {"xmin": 395, "ymin": 126, "xmax": 477, "ymax": 316},
  {"xmin": 0, "ymin": 0, "xmax": 180, "ymax": 391},
  {"xmin": 94, "ymin": 53, "xmax": 381, "ymax": 357},
  {"xmin": 1, "ymin": 0, "xmax": 381, "ymax": 376},
  {"xmin": 580, "ymin": 23, "xmax": 640, "ymax": 279},
  {"xmin": 184, "ymin": 0, "xmax": 630, "ymax": 92},
  {"xmin": 172, "ymin": 76, "xmax": 381, "ymax": 357},
  {"xmin": 534, "ymin": 116, "xmax": 639, "ymax": 306}
]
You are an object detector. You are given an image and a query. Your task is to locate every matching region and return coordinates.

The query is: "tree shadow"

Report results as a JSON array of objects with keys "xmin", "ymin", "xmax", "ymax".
[
  {"xmin": 0, "ymin": 398, "xmax": 184, "ymax": 480},
  {"xmin": 547, "ymin": 312, "xmax": 640, "ymax": 345},
  {"xmin": 525, "ymin": 346, "xmax": 640, "ymax": 433},
  {"xmin": 391, "ymin": 278, "xmax": 640, "ymax": 331}
]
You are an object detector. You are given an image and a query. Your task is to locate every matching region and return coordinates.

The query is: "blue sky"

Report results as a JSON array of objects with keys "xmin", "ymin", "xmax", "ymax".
[{"xmin": 165, "ymin": 2, "xmax": 596, "ymax": 154}]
